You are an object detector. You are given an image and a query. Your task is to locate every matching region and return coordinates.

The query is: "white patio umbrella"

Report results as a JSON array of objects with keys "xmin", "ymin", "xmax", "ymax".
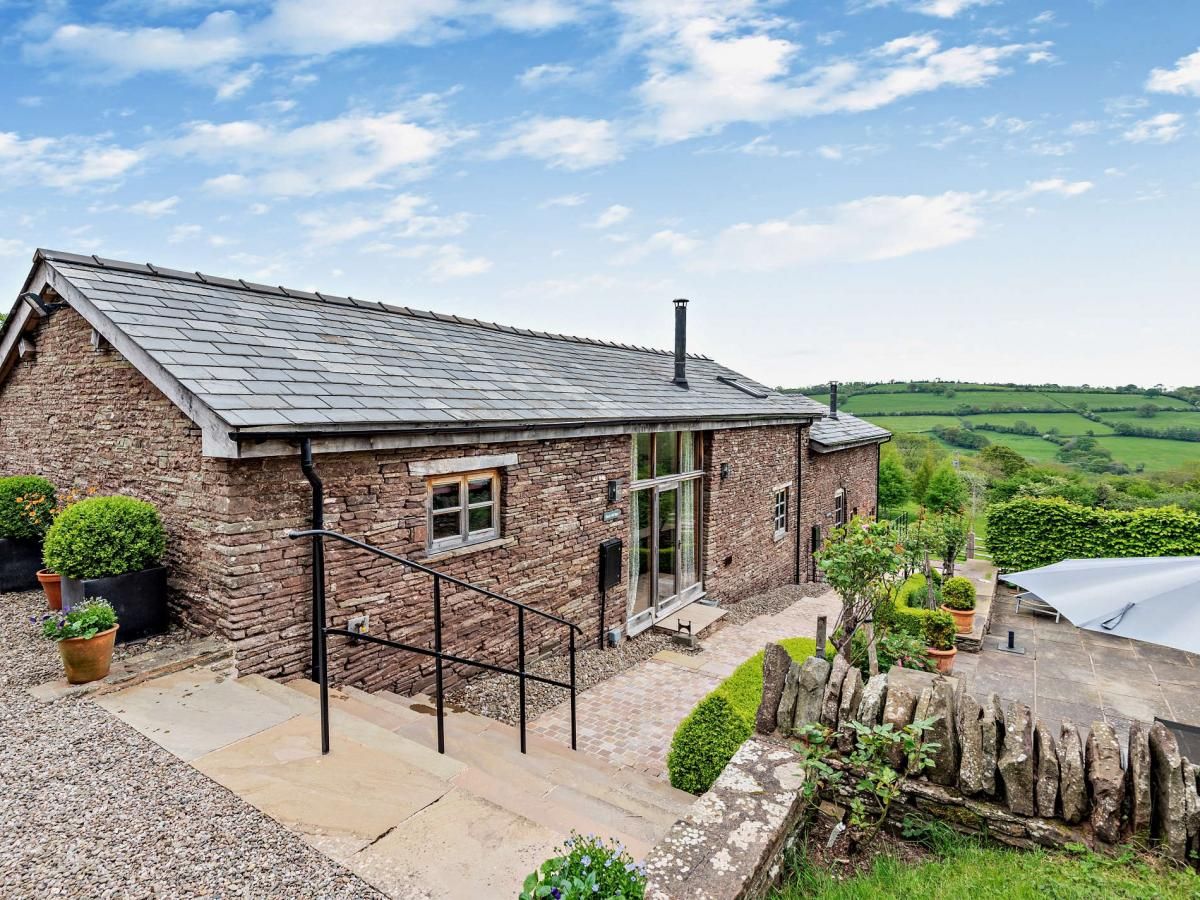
[{"xmin": 1004, "ymin": 557, "xmax": 1200, "ymax": 655}]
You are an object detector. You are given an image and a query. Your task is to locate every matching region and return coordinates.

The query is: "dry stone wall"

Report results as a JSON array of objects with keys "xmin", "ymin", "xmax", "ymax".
[{"xmin": 754, "ymin": 644, "xmax": 1200, "ymax": 863}]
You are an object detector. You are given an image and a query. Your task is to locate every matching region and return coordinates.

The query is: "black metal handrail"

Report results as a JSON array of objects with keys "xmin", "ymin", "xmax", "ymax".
[{"xmin": 287, "ymin": 527, "xmax": 580, "ymax": 759}]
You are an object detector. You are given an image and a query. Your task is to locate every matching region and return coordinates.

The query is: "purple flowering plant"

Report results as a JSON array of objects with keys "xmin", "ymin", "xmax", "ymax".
[
  {"xmin": 38, "ymin": 598, "xmax": 117, "ymax": 642},
  {"xmin": 520, "ymin": 831, "xmax": 646, "ymax": 899}
]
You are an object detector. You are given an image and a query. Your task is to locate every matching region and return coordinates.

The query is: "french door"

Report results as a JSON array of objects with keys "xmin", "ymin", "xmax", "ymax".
[{"xmin": 627, "ymin": 432, "xmax": 703, "ymax": 636}]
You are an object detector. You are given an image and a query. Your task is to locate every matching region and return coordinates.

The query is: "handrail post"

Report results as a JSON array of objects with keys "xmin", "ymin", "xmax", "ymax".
[
  {"xmin": 433, "ymin": 574, "xmax": 445, "ymax": 755},
  {"xmin": 299, "ymin": 438, "xmax": 330, "ymax": 755},
  {"xmin": 569, "ymin": 628, "xmax": 577, "ymax": 751},
  {"xmin": 518, "ymin": 606, "xmax": 527, "ymax": 755}
]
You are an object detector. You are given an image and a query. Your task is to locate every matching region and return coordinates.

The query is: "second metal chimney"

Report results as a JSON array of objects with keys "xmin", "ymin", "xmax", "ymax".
[
  {"xmin": 672, "ymin": 298, "xmax": 689, "ymax": 388},
  {"xmin": 829, "ymin": 381, "xmax": 839, "ymax": 419}
]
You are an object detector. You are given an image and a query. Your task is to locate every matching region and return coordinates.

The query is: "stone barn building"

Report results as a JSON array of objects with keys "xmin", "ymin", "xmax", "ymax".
[{"xmin": 0, "ymin": 250, "xmax": 888, "ymax": 693}]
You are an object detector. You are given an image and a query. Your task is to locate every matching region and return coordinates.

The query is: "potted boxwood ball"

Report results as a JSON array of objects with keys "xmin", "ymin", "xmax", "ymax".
[
  {"xmin": 38, "ymin": 598, "xmax": 119, "ymax": 684},
  {"xmin": 940, "ymin": 576, "xmax": 977, "ymax": 635},
  {"xmin": 925, "ymin": 611, "xmax": 958, "ymax": 674},
  {"xmin": 43, "ymin": 496, "xmax": 168, "ymax": 643},
  {"xmin": 0, "ymin": 475, "xmax": 56, "ymax": 594}
]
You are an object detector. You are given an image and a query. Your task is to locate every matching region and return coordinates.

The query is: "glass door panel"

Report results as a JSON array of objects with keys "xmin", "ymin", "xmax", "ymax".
[
  {"xmin": 656, "ymin": 487, "xmax": 677, "ymax": 614},
  {"xmin": 627, "ymin": 489, "xmax": 654, "ymax": 628},
  {"xmin": 677, "ymin": 479, "xmax": 699, "ymax": 596}
]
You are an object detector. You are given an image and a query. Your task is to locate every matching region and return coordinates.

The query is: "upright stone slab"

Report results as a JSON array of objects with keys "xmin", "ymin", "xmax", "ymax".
[
  {"xmin": 957, "ymin": 692, "xmax": 986, "ymax": 797},
  {"xmin": 755, "ymin": 642, "xmax": 791, "ymax": 735},
  {"xmin": 836, "ymin": 667, "xmax": 865, "ymax": 754},
  {"xmin": 1058, "ymin": 721, "xmax": 1089, "ymax": 825},
  {"xmin": 979, "ymin": 693, "xmax": 1001, "ymax": 797},
  {"xmin": 775, "ymin": 661, "xmax": 803, "ymax": 734},
  {"xmin": 1183, "ymin": 760, "xmax": 1200, "ymax": 858},
  {"xmin": 857, "ymin": 673, "xmax": 887, "ymax": 728},
  {"xmin": 997, "ymin": 701, "xmax": 1035, "ymax": 816},
  {"xmin": 791, "ymin": 656, "xmax": 831, "ymax": 734},
  {"xmin": 1085, "ymin": 721, "xmax": 1126, "ymax": 844},
  {"xmin": 1125, "ymin": 720, "xmax": 1152, "ymax": 843},
  {"xmin": 1033, "ymin": 719, "xmax": 1060, "ymax": 819},
  {"xmin": 881, "ymin": 672, "xmax": 920, "ymax": 769},
  {"xmin": 819, "ymin": 655, "xmax": 850, "ymax": 729},
  {"xmin": 916, "ymin": 678, "xmax": 958, "ymax": 787},
  {"xmin": 1148, "ymin": 721, "xmax": 1188, "ymax": 862}
]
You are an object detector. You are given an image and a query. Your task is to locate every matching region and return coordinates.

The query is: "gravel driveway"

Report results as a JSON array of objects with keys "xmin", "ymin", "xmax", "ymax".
[{"xmin": 0, "ymin": 590, "xmax": 383, "ymax": 899}]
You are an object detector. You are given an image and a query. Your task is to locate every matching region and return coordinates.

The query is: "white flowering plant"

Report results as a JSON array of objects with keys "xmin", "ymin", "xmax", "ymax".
[{"xmin": 520, "ymin": 832, "xmax": 646, "ymax": 899}]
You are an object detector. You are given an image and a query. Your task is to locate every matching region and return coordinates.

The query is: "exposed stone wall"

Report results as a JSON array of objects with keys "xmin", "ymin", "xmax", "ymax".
[
  {"xmin": 0, "ymin": 308, "xmax": 229, "ymax": 633},
  {"xmin": 216, "ymin": 438, "xmax": 631, "ymax": 693},
  {"xmin": 799, "ymin": 441, "xmax": 880, "ymax": 582},
  {"xmin": 756, "ymin": 649, "xmax": 1200, "ymax": 862},
  {"xmin": 703, "ymin": 425, "xmax": 801, "ymax": 601}
]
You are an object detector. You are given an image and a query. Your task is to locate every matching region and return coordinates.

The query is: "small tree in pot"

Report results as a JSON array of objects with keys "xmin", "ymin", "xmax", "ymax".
[
  {"xmin": 925, "ymin": 610, "xmax": 957, "ymax": 673},
  {"xmin": 940, "ymin": 576, "xmax": 977, "ymax": 634},
  {"xmin": 0, "ymin": 476, "xmax": 55, "ymax": 594},
  {"xmin": 43, "ymin": 496, "xmax": 168, "ymax": 642},
  {"xmin": 38, "ymin": 598, "xmax": 119, "ymax": 684}
]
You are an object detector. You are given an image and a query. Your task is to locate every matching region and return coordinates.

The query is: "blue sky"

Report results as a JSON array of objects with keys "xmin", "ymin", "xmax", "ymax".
[{"xmin": 2, "ymin": 1, "xmax": 1198, "ymax": 389}]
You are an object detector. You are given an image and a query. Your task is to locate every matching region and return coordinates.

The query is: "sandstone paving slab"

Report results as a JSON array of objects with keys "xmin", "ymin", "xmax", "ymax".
[
  {"xmin": 96, "ymin": 666, "xmax": 298, "ymax": 761},
  {"xmin": 194, "ymin": 713, "xmax": 453, "ymax": 850},
  {"xmin": 351, "ymin": 788, "xmax": 559, "ymax": 900}
]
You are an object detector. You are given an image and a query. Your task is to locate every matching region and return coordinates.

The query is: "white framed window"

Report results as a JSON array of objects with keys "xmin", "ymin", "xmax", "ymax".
[
  {"xmin": 833, "ymin": 488, "xmax": 847, "ymax": 527},
  {"xmin": 427, "ymin": 470, "xmax": 499, "ymax": 551},
  {"xmin": 773, "ymin": 487, "xmax": 789, "ymax": 539}
]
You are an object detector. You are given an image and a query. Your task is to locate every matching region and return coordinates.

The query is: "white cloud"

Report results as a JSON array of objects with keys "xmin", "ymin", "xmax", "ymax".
[
  {"xmin": 992, "ymin": 178, "xmax": 1094, "ymax": 202},
  {"xmin": 175, "ymin": 110, "xmax": 456, "ymax": 196},
  {"xmin": 634, "ymin": 14, "xmax": 1039, "ymax": 141},
  {"xmin": 33, "ymin": 2, "xmax": 583, "ymax": 78},
  {"xmin": 0, "ymin": 131, "xmax": 142, "ymax": 189},
  {"xmin": 128, "ymin": 196, "xmax": 181, "ymax": 217},
  {"xmin": 611, "ymin": 229, "xmax": 699, "ymax": 265},
  {"xmin": 857, "ymin": 0, "xmax": 996, "ymax": 18},
  {"xmin": 0, "ymin": 238, "xmax": 27, "ymax": 257},
  {"xmin": 216, "ymin": 64, "xmax": 263, "ymax": 100},
  {"xmin": 591, "ymin": 204, "xmax": 632, "ymax": 228},
  {"xmin": 540, "ymin": 193, "xmax": 589, "ymax": 208},
  {"xmin": 696, "ymin": 192, "xmax": 982, "ymax": 271},
  {"xmin": 1123, "ymin": 113, "xmax": 1184, "ymax": 145},
  {"xmin": 1146, "ymin": 48, "xmax": 1200, "ymax": 97},
  {"xmin": 167, "ymin": 223, "xmax": 204, "ymax": 243},
  {"xmin": 493, "ymin": 116, "xmax": 622, "ymax": 170},
  {"xmin": 386, "ymin": 243, "xmax": 492, "ymax": 280},
  {"xmin": 298, "ymin": 193, "xmax": 471, "ymax": 245},
  {"xmin": 517, "ymin": 63, "xmax": 574, "ymax": 88}
]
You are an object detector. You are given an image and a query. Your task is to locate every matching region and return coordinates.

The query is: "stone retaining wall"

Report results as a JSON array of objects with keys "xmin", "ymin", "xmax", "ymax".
[{"xmin": 758, "ymin": 648, "xmax": 1200, "ymax": 862}]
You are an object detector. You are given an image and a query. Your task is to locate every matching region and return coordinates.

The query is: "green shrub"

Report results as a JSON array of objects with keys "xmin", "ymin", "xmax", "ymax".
[
  {"xmin": 941, "ymin": 577, "xmax": 976, "ymax": 611},
  {"xmin": 38, "ymin": 598, "xmax": 118, "ymax": 641},
  {"xmin": 850, "ymin": 629, "xmax": 935, "ymax": 676},
  {"xmin": 0, "ymin": 476, "xmax": 55, "ymax": 540},
  {"xmin": 520, "ymin": 831, "xmax": 644, "ymax": 900},
  {"xmin": 987, "ymin": 496, "xmax": 1200, "ymax": 572},
  {"xmin": 889, "ymin": 573, "xmax": 933, "ymax": 637},
  {"xmin": 43, "ymin": 496, "xmax": 166, "ymax": 580},
  {"xmin": 926, "ymin": 611, "xmax": 957, "ymax": 650},
  {"xmin": 668, "ymin": 637, "xmax": 820, "ymax": 794}
]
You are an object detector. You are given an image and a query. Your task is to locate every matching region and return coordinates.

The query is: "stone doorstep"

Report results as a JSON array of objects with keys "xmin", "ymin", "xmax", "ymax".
[
  {"xmin": 27, "ymin": 635, "xmax": 233, "ymax": 703},
  {"xmin": 651, "ymin": 600, "xmax": 727, "ymax": 642}
]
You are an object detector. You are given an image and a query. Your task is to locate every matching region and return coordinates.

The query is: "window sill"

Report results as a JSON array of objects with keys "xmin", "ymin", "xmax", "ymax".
[
  {"xmin": 773, "ymin": 529, "xmax": 789, "ymax": 544},
  {"xmin": 419, "ymin": 536, "xmax": 516, "ymax": 564}
]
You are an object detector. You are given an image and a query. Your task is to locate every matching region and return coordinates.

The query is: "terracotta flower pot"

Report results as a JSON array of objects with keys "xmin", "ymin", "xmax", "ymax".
[
  {"xmin": 928, "ymin": 645, "xmax": 957, "ymax": 674},
  {"xmin": 941, "ymin": 604, "xmax": 975, "ymax": 635},
  {"xmin": 37, "ymin": 569, "xmax": 63, "ymax": 611},
  {"xmin": 57, "ymin": 625, "xmax": 118, "ymax": 684}
]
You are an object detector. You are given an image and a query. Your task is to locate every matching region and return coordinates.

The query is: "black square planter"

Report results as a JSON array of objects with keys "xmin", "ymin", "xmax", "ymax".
[
  {"xmin": 0, "ymin": 538, "xmax": 42, "ymax": 593},
  {"xmin": 61, "ymin": 566, "xmax": 168, "ymax": 643}
]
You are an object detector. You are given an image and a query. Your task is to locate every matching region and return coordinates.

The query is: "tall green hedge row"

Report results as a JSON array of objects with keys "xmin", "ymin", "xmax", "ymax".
[{"xmin": 986, "ymin": 497, "xmax": 1200, "ymax": 572}]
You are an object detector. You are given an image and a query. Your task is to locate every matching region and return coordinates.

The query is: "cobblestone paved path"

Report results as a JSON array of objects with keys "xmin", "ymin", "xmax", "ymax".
[{"xmin": 530, "ymin": 588, "xmax": 842, "ymax": 778}]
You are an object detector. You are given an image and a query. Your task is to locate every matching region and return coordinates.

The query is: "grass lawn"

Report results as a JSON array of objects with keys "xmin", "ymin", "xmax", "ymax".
[
  {"xmin": 774, "ymin": 831, "xmax": 1200, "ymax": 900},
  {"xmin": 831, "ymin": 390, "xmax": 1063, "ymax": 415},
  {"xmin": 1043, "ymin": 391, "xmax": 1194, "ymax": 411},
  {"xmin": 1094, "ymin": 435, "xmax": 1200, "ymax": 474},
  {"xmin": 1100, "ymin": 410, "xmax": 1200, "ymax": 430},
  {"xmin": 864, "ymin": 414, "xmax": 962, "ymax": 433}
]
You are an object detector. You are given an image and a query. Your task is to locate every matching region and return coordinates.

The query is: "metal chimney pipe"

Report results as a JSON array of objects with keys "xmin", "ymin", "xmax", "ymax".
[
  {"xmin": 672, "ymin": 298, "xmax": 689, "ymax": 388},
  {"xmin": 829, "ymin": 381, "xmax": 839, "ymax": 420}
]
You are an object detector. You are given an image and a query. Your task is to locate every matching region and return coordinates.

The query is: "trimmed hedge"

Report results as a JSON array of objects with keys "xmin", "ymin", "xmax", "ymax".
[
  {"xmin": 667, "ymin": 637, "xmax": 820, "ymax": 794},
  {"xmin": 987, "ymin": 497, "xmax": 1200, "ymax": 572},
  {"xmin": 0, "ymin": 476, "xmax": 55, "ymax": 541},
  {"xmin": 886, "ymin": 573, "xmax": 955, "ymax": 646},
  {"xmin": 43, "ymin": 495, "xmax": 166, "ymax": 580}
]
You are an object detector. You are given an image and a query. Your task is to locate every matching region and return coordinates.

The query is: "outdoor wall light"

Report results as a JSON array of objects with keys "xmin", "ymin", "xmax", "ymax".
[
  {"xmin": 720, "ymin": 463, "xmax": 731, "ymax": 481},
  {"xmin": 606, "ymin": 479, "xmax": 621, "ymax": 503}
]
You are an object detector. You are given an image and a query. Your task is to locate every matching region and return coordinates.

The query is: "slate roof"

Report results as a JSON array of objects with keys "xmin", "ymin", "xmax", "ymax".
[
  {"xmin": 15, "ymin": 250, "xmax": 835, "ymax": 437},
  {"xmin": 809, "ymin": 409, "xmax": 891, "ymax": 451}
]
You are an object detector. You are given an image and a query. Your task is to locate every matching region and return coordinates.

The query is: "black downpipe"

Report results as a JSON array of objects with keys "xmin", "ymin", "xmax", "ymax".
[{"xmin": 299, "ymin": 438, "xmax": 330, "ymax": 753}]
